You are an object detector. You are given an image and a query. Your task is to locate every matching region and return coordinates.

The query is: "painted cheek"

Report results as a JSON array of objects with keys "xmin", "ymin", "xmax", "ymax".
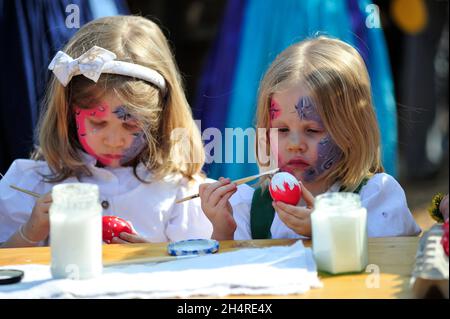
[
  {"xmin": 302, "ymin": 135, "xmax": 342, "ymax": 182},
  {"xmin": 110, "ymin": 105, "xmax": 145, "ymax": 166},
  {"xmin": 74, "ymin": 103, "xmax": 111, "ymax": 165},
  {"xmin": 119, "ymin": 132, "xmax": 146, "ymax": 165}
]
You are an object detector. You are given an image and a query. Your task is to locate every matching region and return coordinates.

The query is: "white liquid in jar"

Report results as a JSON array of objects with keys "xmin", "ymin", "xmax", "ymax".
[
  {"xmin": 311, "ymin": 192, "xmax": 368, "ymax": 274},
  {"xmin": 50, "ymin": 183, "xmax": 103, "ymax": 279}
]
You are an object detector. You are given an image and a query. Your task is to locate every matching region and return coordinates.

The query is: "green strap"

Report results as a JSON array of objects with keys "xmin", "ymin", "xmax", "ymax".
[
  {"xmin": 339, "ymin": 177, "xmax": 370, "ymax": 193},
  {"xmin": 250, "ymin": 187, "xmax": 275, "ymax": 239},
  {"xmin": 250, "ymin": 177, "xmax": 370, "ymax": 239}
]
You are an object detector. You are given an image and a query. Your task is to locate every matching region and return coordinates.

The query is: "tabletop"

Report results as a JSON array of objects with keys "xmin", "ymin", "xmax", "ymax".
[{"xmin": 0, "ymin": 237, "xmax": 420, "ymax": 298}]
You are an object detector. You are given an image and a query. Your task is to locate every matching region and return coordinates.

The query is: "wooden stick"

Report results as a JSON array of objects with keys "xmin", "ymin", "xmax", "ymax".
[
  {"xmin": 104, "ymin": 254, "xmax": 198, "ymax": 267},
  {"xmin": 175, "ymin": 168, "xmax": 280, "ymax": 204},
  {"xmin": 9, "ymin": 185, "xmax": 41, "ymax": 198},
  {"xmin": 0, "ymin": 172, "xmax": 41, "ymax": 198}
]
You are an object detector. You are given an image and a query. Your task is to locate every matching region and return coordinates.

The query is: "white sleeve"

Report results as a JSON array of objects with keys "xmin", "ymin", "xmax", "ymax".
[
  {"xmin": 164, "ymin": 178, "xmax": 213, "ymax": 242},
  {"xmin": 360, "ymin": 173, "xmax": 421, "ymax": 237},
  {"xmin": 0, "ymin": 159, "xmax": 51, "ymax": 243},
  {"xmin": 230, "ymin": 184, "xmax": 254, "ymax": 240}
]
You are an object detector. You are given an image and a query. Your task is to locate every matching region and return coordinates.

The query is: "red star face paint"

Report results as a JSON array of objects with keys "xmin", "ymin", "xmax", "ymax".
[
  {"xmin": 269, "ymin": 99, "xmax": 282, "ymax": 121},
  {"xmin": 74, "ymin": 94, "xmax": 146, "ymax": 168}
]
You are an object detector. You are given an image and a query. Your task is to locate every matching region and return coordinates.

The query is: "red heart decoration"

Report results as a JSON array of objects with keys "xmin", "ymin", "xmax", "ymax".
[
  {"xmin": 102, "ymin": 216, "xmax": 133, "ymax": 244},
  {"xmin": 269, "ymin": 172, "xmax": 302, "ymax": 205}
]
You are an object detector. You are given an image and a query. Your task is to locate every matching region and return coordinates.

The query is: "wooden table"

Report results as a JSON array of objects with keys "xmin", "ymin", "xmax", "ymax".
[{"xmin": 0, "ymin": 237, "xmax": 419, "ymax": 298}]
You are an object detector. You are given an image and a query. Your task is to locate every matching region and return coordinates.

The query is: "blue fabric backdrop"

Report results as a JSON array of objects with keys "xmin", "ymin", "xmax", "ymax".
[
  {"xmin": 194, "ymin": 0, "xmax": 398, "ymax": 180},
  {"xmin": 0, "ymin": 0, "xmax": 128, "ymax": 174}
]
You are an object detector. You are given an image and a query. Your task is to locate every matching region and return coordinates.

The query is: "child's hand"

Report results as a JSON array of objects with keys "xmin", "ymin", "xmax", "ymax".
[
  {"xmin": 23, "ymin": 192, "xmax": 52, "ymax": 243},
  {"xmin": 110, "ymin": 221, "xmax": 148, "ymax": 244},
  {"xmin": 199, "ymin": 177, "xmax": 238, "ymax": 240},
  {"xmin": 272, "ymin": 183, "xmax": 315, "ymax": 237}
]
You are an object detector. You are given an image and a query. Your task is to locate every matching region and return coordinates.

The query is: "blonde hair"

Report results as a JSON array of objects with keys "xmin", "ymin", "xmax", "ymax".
[
  {"xmin": 34, "ymin": 15, "xmax": 205, "ymax": 182},
  {"xmin": 256, "ymin": 36, "xmax": 384, "ymax": 191}
]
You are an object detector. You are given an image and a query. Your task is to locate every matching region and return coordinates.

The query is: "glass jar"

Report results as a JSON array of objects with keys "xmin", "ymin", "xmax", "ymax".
[
  {"xmin": 49, "ymin": 183, "xmax": 102, "ymax": 279},
  {"xmin": 311, "ymin": 192, "xmax": 368, "ymax": 274}
]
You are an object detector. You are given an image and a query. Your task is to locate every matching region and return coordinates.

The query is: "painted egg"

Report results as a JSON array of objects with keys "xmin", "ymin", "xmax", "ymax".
[
  {"xmin": 102, "ymin": 216, "xmax": 133, "ymax": 244},
  {"xmin": 269, "ymin": 172, "xmax": 302, "ymax": 205}
]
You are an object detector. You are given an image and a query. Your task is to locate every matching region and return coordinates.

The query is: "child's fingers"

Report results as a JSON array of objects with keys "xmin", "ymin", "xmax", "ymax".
[
  {"xmin": 217, "ymin": 187, "xmax": 237, "ymax": 209},
  {"xmin": 41, "ymin": 203, "xmax": 52, "ymax": 215},
  {"xmin": 273, "ymin": 201, "xmax": 310, "ymax": 220},
  {"xmin": 39, "ymin": 192, "xmax": 52, "ymax": 204},
  {"xmin": 201, "ymin": 179, "xmax": 230, "ymax": 203},
  {"xmin": 119, "ymin": 232, "xmax": 145, "ymax": 243},
  {"xmin": 111, "ymin": 236, "xmax": 128, "ymax": 244},
  {"xmin": 127, "ymin": 221, "xmax": 138, "ymax": 235},
  {"xmin": 36, "ymin": 192, "xmax": 52, "ymax": 206},
  {"xmin": 208, "ymin": 182, "xmax": 236, "ymax": 207},
  {"xmin": 276, "ymin": 207, "xmax": 311, "ymax": 236},
  {"xmin": 300, "ymin": 183, "xmax": 314, "ymax": 208},
  {"xmin": 275, "ymin": 207, "xmax": 302, "ymax": 230}
]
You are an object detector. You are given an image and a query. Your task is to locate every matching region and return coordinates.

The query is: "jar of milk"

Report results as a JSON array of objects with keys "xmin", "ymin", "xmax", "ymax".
[
  {"xmin": 311, "ymin": 192, "xmax": 368, "ymax": 274},
  {"xmin": 50, "ymin": 183, "xmax": 103, "ymax": 279}
]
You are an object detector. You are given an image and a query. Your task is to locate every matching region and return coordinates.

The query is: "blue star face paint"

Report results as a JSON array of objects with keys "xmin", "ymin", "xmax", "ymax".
[
  {"xmin": 295, "ymin": 96, "xmax": 323, "ymax": 125},
  {"xmin": 112, "ymin": 106, "xmax": 133, "ymax": 122}
]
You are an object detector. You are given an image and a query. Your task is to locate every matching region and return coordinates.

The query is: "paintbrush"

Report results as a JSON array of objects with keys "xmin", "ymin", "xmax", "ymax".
[
  {"xmin": 175, "ymin": 167, "xmax": 280, "ymax": 204},
  {"xmin": 0, "ymin": 172, "xmax": 41, "ymax": 198}
]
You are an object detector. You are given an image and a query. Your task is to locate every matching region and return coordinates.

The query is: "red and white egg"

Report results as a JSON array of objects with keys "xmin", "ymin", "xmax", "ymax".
[
  {"xmin": 102, "ymin": 216, "xmax": 133, "ymax": 244},
  {"xmin": 269, "ymin": 172, "xmax": 302, "ymax": 205}
]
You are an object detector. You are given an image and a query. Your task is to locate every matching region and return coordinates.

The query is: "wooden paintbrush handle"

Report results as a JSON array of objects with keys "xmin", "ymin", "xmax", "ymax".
[
  {"xmin": 9, "ymin": 185, "xmax": 41, "ymax": 198},
  {"xmin": 175, "ymin": 168, "xmax": 279, "ymax": 204}
]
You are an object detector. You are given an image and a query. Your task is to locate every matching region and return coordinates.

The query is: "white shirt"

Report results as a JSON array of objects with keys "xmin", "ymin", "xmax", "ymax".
[
  {"xmin": 230, "ymin": 173, "xmax": 421, "ymax": 240},
  {"xmin": 0, "ymin": 155, "xmax": 213, "ymax": 244}
]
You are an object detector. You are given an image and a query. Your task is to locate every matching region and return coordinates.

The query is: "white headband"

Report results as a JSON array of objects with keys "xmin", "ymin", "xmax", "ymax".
[{"xmin": 48, "ymin": 46, "xmax": 166, "ymax": 92}]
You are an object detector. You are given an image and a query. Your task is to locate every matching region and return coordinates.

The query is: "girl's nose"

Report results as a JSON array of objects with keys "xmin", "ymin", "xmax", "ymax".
[
  {"xmin": 104, "ymin": 130, "xmax": 126, "ymax": 148},
  {"xmin": 287, "ymin": 133, "xmax": 306, "ymax": 152}
]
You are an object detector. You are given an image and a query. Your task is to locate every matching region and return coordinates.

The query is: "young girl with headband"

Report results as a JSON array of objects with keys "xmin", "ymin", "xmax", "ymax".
[{"xmin": 0, "ymin": 16, "xmax": 212, "ymax": 247}]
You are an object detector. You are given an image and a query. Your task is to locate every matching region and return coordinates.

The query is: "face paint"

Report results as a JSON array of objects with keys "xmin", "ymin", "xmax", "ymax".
[
  {"xmin": 294, "ymin": 96, "xmax": 323, "ymax": 125},
  {"xmin": 269, "ymin": 99, "xmax": 282, "ymax": 121},
  {"xmin": 75, "ymin": 102, "xmax": 146, "ymax": 167},
  {"xmin": 75, "ymin": 103, "xmax": 112, "ymax": 166},
  {"xmin": 294, "ymin": 96, "xmax": 341, "ymax": 182},
  {"xmin": 112, "ymin": 106, "xmax": 133, "ymax": 122},
  {"xmin": 112, "ymin": 106, "xmax": 147, "ymax": 165},
  {"xmin": 120, "ymin": 131, "xmax": 146, "ymax": 165},
  {"xmin": 303, "ymin": 135, "xmax": 342, "ymax": 182}
]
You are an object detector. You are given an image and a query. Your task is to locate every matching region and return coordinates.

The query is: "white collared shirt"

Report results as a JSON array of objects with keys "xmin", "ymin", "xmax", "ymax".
[
  {"xmin": 230, "ymin": 173, "xmax": 422, "ymax": 240},
  {"xmin": 0, "ymin": 155, "xmax": 213, "ymax": 244}
]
